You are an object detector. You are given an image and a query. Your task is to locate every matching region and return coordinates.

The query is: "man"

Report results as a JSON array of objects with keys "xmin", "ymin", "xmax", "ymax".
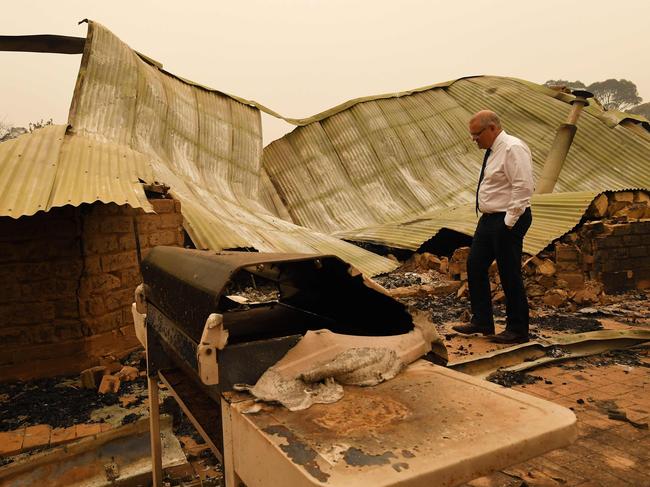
[{"xmin": 452, "ymin": 110, "xmax": 534, "ymax": 344}]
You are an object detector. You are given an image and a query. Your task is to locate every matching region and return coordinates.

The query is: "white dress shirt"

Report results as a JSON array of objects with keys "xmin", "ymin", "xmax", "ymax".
[{"xmin": 478, "ymin": 130, "xmax": 534, "ymax": 227}]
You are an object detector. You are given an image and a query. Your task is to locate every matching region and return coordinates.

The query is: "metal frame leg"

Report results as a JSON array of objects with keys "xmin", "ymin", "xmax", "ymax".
[
  {"xmin": 220, "ymin": 397, "xmax": 243, "ymax": 487},
  {"xmin": 148, "ymin": 371, "xmax": 163, "ymax": 486}
]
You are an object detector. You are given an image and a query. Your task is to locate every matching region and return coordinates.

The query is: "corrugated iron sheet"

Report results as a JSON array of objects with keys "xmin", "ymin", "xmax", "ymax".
[
  {"xmin": 0, "ymin": 124, "xmax": 152, "ymax": 216},
  {"xmin": 263, "ymin": 76, "xmax": 650, "ymax": 253},
  {"xmin": 3, "ymin": 21, "xmax": 649, "ymax": 275},
  {"xmin": 332, "ymin": 192, "xmax": 600, "ymax": 256},
  {"xmin": 0, "ymin": 21, "xmax": 394, "ymax": 276}
]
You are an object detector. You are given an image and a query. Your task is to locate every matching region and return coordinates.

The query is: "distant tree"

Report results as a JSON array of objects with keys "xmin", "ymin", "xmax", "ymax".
[
  {"xmin": 543, "ymin": 79, "xmax": 587, "ymax": 91},
  {"xmin": 586, "ymin": 79, "xmax": 642, "ymax": 112},
  {"xmin": 628, "ymin": 102, "xmax": 650, "ymax": 120},
  {"xmin": 0, "ymin": 118, "xmax": 53, "ymax": 143},
  {"xmin": 28, "ymin": 118, "xmax": 53, "ymax": 132}
]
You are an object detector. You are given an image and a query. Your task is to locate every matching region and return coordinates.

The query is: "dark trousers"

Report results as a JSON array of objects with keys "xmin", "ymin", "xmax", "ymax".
[{"xmin": 467, "ymin": 207, "xmax": 532, "ymax": 335}]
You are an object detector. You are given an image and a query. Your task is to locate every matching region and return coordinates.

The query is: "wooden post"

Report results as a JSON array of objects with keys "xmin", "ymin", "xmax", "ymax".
[{"xmin": 148, "ymin": 373, "xmax": 163, "ymax": 486}]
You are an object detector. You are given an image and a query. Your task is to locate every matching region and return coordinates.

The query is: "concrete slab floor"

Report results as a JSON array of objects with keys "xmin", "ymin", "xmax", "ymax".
[{"xmin": 450, "ymin": 320, "xmax": 650, "ymax": 487}]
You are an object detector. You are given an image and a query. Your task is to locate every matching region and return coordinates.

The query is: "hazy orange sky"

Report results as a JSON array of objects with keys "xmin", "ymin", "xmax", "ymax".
[{"xmin": 2, "ymin": 0, "xmax": 649, "ymax": 144}]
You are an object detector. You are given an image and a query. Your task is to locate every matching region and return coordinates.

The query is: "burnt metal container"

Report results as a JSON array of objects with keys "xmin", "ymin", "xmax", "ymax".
[{"xmin": 141, "ymin": 246, "xmax": 417, "ymax": 454}]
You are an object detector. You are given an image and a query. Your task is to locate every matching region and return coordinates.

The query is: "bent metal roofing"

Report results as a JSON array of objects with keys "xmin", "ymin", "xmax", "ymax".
[
  {"xmin": 0, "ymin": 21, "xmax": 394, "ymax": 276},
  {"xmin": 262, "ymin": 77, "xmax": 650, "ymax": 254},
  {"xmin": 1, "ymin": 22, "xmax": 649, "ymax": 274}
]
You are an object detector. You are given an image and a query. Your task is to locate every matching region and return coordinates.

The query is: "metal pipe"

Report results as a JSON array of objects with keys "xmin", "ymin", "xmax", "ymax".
[{"xmin": 535, "ymin": 90, "xmax": 593, "ymax": 194}]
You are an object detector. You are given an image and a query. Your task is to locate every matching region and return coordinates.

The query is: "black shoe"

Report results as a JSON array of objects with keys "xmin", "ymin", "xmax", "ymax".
[
  {"xmin": 452, "ymin": 323, "xmax": 495, "ymax": 336},
  {"xmin": 490, "ymin": 330, "xmax": 529, "ymax": 344}
]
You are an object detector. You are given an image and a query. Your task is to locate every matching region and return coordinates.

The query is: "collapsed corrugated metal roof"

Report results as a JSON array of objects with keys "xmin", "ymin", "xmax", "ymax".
[
  {"xmin": 2, "ymin": 22, "xmax": 649, "ymax": 274},
  {"xmin": 262, "ymin": 76, "xmax": 650, "ymax": 254},
  {"xmin": 0, "ymin": 21, "xmax": 396, "ymax": 276}
]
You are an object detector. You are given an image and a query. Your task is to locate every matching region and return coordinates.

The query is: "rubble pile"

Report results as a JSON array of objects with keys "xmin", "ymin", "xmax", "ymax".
[
  {"xmin": 0, "ymin": 351, "xmax": 148, "ymax": 433},
  {"xmin": 373, "ymin": 191, "xmax": 650, "ymax": 317}
]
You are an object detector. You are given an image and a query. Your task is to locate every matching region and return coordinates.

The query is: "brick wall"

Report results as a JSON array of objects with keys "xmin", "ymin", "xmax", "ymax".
[
  {"xmin": 0, "ymin": 198, "xmax": 184, "ymax": 381},
  {"xmin": 79, "ymin": 199, "xmax": 183, "ymax": 337},
  {"xmin": 0, "ymin": 207, "xmax": 84, "ymax": 358},
  {"xmin": 582, "ymin": 220, "xmax": 650, "ymax": 293}
]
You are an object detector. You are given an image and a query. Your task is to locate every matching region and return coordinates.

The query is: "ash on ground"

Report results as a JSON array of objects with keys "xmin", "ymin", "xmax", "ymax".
[
  {"xmin": 563, "ymin": 347, "xmax": 650, "ymax": 370},
  {"xmin": 374, "ymin": 272, "xmax": 425, "ymax": 289},
  {"xmin": 531, "ymin": 315, "xmax": 603, "ymax": 333},
  {"xmin": 488, "ymin": 370, "xmax": 543, "ymax": 387}
]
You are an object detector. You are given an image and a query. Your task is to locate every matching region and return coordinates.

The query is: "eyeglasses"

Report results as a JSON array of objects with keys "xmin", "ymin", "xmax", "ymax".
[{"xmin": 470, "ymin": 126, "xmax": 488, "ymax": 140}]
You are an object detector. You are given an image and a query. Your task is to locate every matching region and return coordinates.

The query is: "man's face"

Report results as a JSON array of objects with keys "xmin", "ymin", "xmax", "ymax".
[{"xmin": 469, "ymin": 120, "xmax": 496, "ymax": 150}]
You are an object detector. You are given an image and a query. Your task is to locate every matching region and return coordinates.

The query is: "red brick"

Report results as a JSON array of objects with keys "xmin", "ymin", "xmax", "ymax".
[
  {"xmin": 80, "ymin": 296, "xmax": 106, "ymax": 317},
  {"xmin": 118, "ymin": 234, "xmax": 137, "ymax": 251},
  {"xmin": 0, "ymin": 428, "xmax": 25, "ymax": 456},
  {"xmin": 29, "ymin": 324, "xmax": 57, "ymax": 344},
  {"xmin": 100, "ymin": 252, "xmax": 138, "ymax": 272},
  {"xmin": 79, "ymin": 273, "xmax": 121, "ymax": 296},
  {"xmin": 98, "ymin": 375, "xmax": 121, "ymax": 394},
  {"xmin": 122, "ymin": 306, "xmax": 134, "ymax": 325},
  {"xmin": 105, "ymin": 288, "xmax": 134, "ymax": 312},
  {"xmin": 609, "ymin": 223, "xmax": 633, "ymax": 236},
  {"xmin": 83, "ymin": 255, "xmax": 102, "ymax": 274},
  {"xmin": 555, "ymin": 243, "xmax": 579, "ymax": 262},
  {"xmin": 54, "ymin": 321, "xmax": 85, "ymax": 340},
  {"xmin": 632, "ymin": 221, "xmax": 650, "ymax": 234},
  {"xmin": 83, "ymin": 235, "xmax": 119, "ymax": 255},
  {"xmin": 84, "ymin": 310, "xmax": 123, "ymax": 334},
  {"xmin": 147, "ymin": 230, "xmax": 178, "ymax": 247},
  {"xmin": 54, "ymin": 300, "xmax": 80, "ymax": 319},
  {"xmin": 0, "ymin": 242, "xmax": 21, "ymax": 263},
  {"xmin": 0, "ymin": 281, "xmax": 22, "ymax": 303},
  {"xmin": 135, "ymin": 214, "xmax": 161, "ymax": 233},
  {"xmin": 100, "ymin": 216, "xmax": 134, "ymax": 234},
  {"xmin": 158, "ymin": 213, "xmax": 183, "ymax": 230},
  {"xmin": 50, "ymin": 426, "xmax": 77, "ymax": 446},
  {"xmin": 629, "ymin": 246, "xmax": 648, "ymax": 258},
  {"xmin": 22, "ymin": 424, "xmax": 51, "ymax": 450},
  {"xmin": 150, "ymin": 198, "xmax": 176, "ymax": 214},
  {"xmin": 556, "ymin": 272, "xmax": 585, "ymax": 290},
  {"xmin": 100, "ymin": 423, "xmax": 113, "ymax": 432},
  {"xmin": 16, "ymin": 262, "xmax": 52, "ymax": 281},
  {"xmin": 51, "ymin": 260, "xmax": 84, "ymax": 280},
  {"xmin": 623, "ymin": 235, "xmax": 643, "ymax": 246},
  {"xmin": 0, "ymin": 327, "xmax": 29, "ymax": 348},
  {"xmin": 119, "ymin": 268, "xmax": 142, "ymax": 289},
  {"xmin": 7, "ymin": 302, "xmax": 56, "ymax": 324},
  {"xmin": 75, "ymin": 423, "xmax": 102, "ymax": 438},
  {"xmin": 173, "ymin": 199, "xmax": 182, "ymax": 213}
]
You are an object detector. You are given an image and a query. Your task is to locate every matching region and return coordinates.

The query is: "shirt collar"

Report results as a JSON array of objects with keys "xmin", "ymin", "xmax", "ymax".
[{"xmin": 490, "ymin": 130, "xmax": 508, "ymax": 151}]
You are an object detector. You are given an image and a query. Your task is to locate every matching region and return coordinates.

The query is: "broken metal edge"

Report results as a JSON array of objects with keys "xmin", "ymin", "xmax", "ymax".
[
  {"xmin": 449, "ymin": 329, "xmax": 650, "ymax": 379},
  {"xmin": 0, "ymin": 34, "xmax": 85, "ymax": 54}
]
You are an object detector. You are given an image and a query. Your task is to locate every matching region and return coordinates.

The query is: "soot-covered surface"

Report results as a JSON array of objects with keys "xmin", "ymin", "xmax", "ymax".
[
  {"xmin": 0, "ymin": 375, "xmax": 147, "ymax": 431},
  {"xmin": 487, "ymin": 370, "xmax": 543, "ymax": 387},
  {"xmin": 531, "ymin": 315, "xmax": 604, "ymax": 333}
]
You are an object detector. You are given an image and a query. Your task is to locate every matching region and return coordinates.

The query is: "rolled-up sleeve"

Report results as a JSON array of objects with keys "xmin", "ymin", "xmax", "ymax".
[{"xmin": 503, "ymin": 144, "xmax": 534, "ymax": 227}]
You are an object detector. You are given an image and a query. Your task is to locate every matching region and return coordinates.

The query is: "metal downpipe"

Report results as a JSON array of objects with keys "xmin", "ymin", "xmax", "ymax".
[{"xmin": 535, "ymin": 90, "xmax": 593, "ymax": 194}]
